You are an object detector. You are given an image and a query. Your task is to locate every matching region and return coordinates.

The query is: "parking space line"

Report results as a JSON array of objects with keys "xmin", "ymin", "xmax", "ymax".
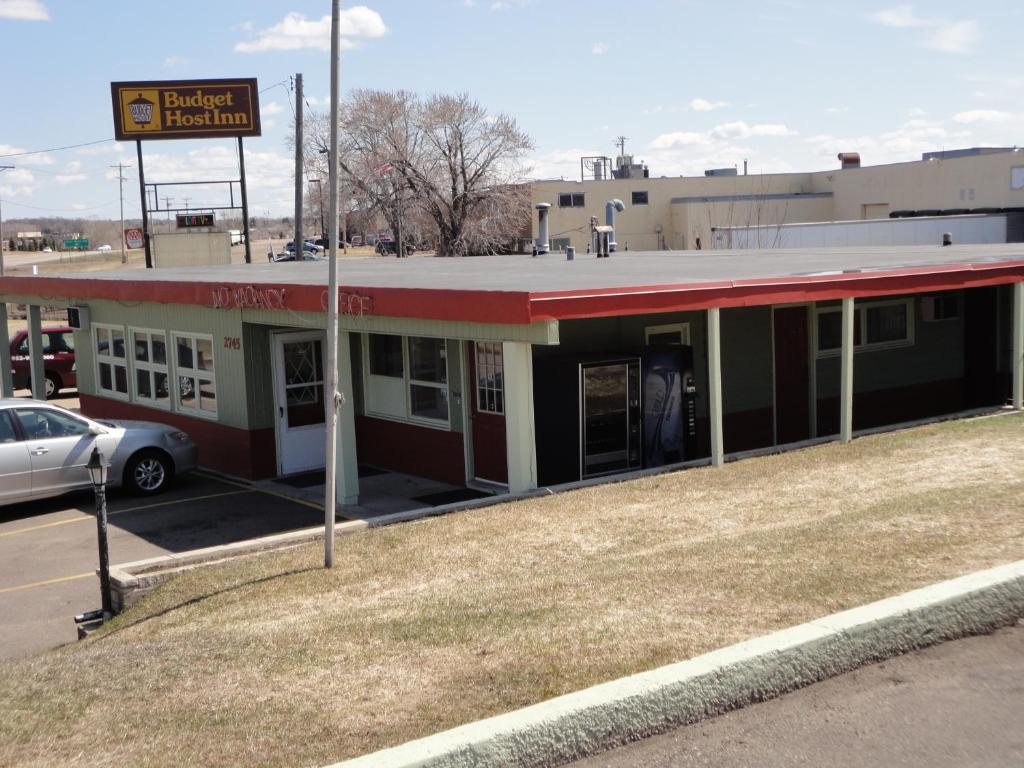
[
  {"xmin": 0, "ymin": 489, "xmax": 253, "ymax": 539},
  {"xmin": 0, "ymin": 571, "xmax": 93, "ymax": 594},
  {"xmin": 193, "ymin": 471, "xmax": 325, "ymax": 512}
]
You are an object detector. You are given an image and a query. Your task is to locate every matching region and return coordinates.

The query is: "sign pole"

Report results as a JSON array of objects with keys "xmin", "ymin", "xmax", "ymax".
[
  {"xmin": 136, "ymin": 141, "xmax": 152, "ymax": 269},
  {"xmin": 238, "ymin": 137, "xmax": 252, "ymax": 264},
  {"xmin": 293, "ymin": 73, "xmax": 304, "ymax": 261}
]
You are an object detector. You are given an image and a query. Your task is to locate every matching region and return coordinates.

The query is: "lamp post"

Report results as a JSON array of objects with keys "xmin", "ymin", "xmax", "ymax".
[{"xmin": 86, "ymin": 446, "xmax": 113, "ymax": 618}]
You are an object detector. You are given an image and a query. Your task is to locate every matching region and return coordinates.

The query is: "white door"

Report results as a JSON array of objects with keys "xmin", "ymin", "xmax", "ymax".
[{"xmin": 273, "ymin": 331, "xmax": 327, "ymax": 475}]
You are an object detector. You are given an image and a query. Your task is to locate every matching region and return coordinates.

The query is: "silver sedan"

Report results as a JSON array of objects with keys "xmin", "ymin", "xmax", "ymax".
[{"xmin": 0, "ymin": 399, "xmax": 198, "ymax": 506}]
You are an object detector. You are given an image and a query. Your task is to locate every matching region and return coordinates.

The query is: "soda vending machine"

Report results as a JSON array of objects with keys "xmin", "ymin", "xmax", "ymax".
[{"xmin": 642, "ymin": 345, "xmax": 697, "ymax": 468}]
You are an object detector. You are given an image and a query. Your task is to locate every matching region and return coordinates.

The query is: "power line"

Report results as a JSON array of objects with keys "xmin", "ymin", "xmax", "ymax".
[{"xmin": 0, "ymin": 138, "xmax": 115, "ymax": 159}]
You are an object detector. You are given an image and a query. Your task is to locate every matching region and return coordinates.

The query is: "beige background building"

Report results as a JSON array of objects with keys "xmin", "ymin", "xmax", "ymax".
[{"xmin": 531, "ymin": 148, "xmax": 1024, "ymax": 252}]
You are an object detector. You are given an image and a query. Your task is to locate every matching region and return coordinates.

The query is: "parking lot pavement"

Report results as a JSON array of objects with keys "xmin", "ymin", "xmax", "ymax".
[
  {"xmin": 0, "ymin": 472, "xmax": 325, "ymax": 660},
  {"xmin": 570, "ymin": 624, "xmax": 1024, "ymax": 768}
]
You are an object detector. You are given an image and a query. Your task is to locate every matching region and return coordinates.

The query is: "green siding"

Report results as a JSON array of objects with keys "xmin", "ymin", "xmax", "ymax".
[{"xmin": 721, "ymin": 307, "xmax": 774, "ymax": 413}]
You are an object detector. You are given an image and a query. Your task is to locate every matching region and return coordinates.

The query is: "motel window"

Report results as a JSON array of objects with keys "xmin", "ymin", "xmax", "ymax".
[
  {"xmin": 130, "ymin": 328, "xmax": 170, "ymax": 409},
  {"xmin": 364, "ymin": 334, "xmax": 450, "ymax": 427},
  {"xmin": 645, "ymin": 323, "xmax": 691, "ymax": 346},
  {"xmin": 173, "ymin": 333, "xmax": 217, "ymax": 417},
  {"xmin": 94, "ymin": 324, "xmax": 129, "ymax": 398},
  {"xmin": 558, "ymin": 193, "xmax": 585, "ymax": 208},
  {"xmin": 816, "ymin": 299, "xmax": 913, "ymax": 356},
  {"xmin": 475, "ymin": 342, "xmax": 504, "ymax": 415},
  {"xmin": 632, "ymin": 191, "xmax": 649, "ymax": 205}
]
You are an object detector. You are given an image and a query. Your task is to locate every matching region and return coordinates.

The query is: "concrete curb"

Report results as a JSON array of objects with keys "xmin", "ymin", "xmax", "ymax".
[{"xmin": 328, "ymin": 560, "xmax": 1024, "ymax": 768}]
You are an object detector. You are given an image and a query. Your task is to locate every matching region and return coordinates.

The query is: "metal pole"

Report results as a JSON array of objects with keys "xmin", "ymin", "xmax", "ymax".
[
  {"xmin": 293, "ymin": 72, "xmax": 304, "ymax": 258},
  {"xmin": 94, "ymin": 482, "xmax": 113, "ymax": 617},
  {"xmin": 238, "ymin": 137, "xmax": 252, "ymax": 264},
  {"xmin": 707, "ymin": 307, "xmax": 724, "ymax": 467},
  {"xmin": 0, "ymin": 164, "xmax": 13, "ymax": 275},
  {"xmin": 136, "ymin": 142, "xmax": 152, "ymax": 268},
  {"xmin": 324, "ymin": 0, "xmax": 342, "ymax": 568},
  {"xmin": 1013, "ymin": 281, "xmax": 1023, "ymax": 410}
]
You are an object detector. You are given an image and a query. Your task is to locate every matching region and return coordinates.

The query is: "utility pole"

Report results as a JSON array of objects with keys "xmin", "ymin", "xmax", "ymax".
[
  {"xmin": 324, "ymin": 0, "xmax": 341, "ymax": 568},
  {"xmin": 293, "ymin": 72, "xmax": 304, "ymax": 255},
  {"xmin": 162, "ymin": 196, "xmax": 174, "ymax": 223},
  {"xmin": 110, "ymin": 162, "xmax": 131, "ymax": 264},
  {"xmin": 0, "ymin": 165, "xmax": 13, "ymax": 276},
  {"xmin": 309, "ymin": 177, "xmax": 325, "ymax": 241}
]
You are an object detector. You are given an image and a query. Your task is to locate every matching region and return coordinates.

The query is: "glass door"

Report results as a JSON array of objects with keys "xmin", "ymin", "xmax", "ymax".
[{"xmin": 580, "ymin": 360, "xmax": 641, "ymax": 478}]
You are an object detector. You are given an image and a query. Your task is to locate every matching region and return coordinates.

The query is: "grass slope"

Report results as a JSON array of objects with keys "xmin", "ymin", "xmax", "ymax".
[{"xmin": 2, "ymin": 413, "xmax": 1022, "ymax": 767}]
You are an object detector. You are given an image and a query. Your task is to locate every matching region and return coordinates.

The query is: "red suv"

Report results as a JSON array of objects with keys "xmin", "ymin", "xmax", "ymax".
[{"xmin": 10, "ymin": 326, "xmax": 77, "ymax": 398}]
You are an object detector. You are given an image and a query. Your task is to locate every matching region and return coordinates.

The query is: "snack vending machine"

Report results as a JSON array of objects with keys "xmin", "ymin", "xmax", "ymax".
[{"xmin": 579, "ymin": 359, "xmax": 643, "ymax": 479}]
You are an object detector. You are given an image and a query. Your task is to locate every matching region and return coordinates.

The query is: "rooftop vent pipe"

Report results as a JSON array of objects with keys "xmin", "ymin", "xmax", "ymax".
[
  {"xmin": 535, "ymin": 203, "xmax": 551, "ymax": 254},
  {"xmin": 943, "ymin": 232, "xmax": 953, "ymax": 246},
  {"xmin": 605, "ymin": 198, "xmax": 625, "ymax": 252},
  {"xmin": 838, "ymin": 152, "xmax": 861, "ymax": 169}
]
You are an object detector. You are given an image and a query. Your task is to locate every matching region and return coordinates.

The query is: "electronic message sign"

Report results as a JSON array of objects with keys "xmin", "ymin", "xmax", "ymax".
[{"xmin": 111, "ymin": 79, "xmax": 261, "ymax": 141}]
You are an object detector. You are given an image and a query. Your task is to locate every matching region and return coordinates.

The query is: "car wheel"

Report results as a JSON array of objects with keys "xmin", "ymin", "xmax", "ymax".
[
  {"xmin": 124, "ymin": 450, "xmax": 173, "ymax": 495},
  {"xmin": 44, "ymin": 372, "xmax": 61, "ymax": 399}
]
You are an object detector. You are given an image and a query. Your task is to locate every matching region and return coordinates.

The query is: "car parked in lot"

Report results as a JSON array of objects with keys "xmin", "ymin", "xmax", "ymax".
[
  {"xmin": 285, "ymin": 241, "xmax": 323, "ymax": 255},
  {"xmin": 96, "ymin": 244, "xmax": 112, "ymax": 252},
  {"xmin": 0, "ymin": 399, "xmax": 197, "ymax": 505},
  {"xmin": 375, "ymin": 238, "xmax": 415, "ymax": 256},
  {"xmin": 10, "ymin": 326, "xmax": 76, "ymax": 398},
  {"xmin": 271, "ymin": 251, "xmax": 326, "ymax": 263}
]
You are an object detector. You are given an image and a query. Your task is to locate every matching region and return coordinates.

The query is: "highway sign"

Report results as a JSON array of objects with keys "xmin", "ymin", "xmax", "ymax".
[{"xmin": 64, "ymin": 238, "xmax": 88, "ymax": 249}]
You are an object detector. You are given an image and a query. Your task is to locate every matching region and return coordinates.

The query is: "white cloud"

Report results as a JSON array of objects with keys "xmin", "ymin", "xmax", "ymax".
[
  {"xmin": 591, "ymin": 41, "xmax": 608, "ymax": 55},
  {"xmin": 163, "ymin": 56, "xmax": 188, "ymax": 68},
  {"xmin": 711, "ymin": 121, "xmax": 797, "ymax": 140},
  {"xmin": 870, "ymin": 5, "xmax": 927, "ymax": 28},
  {"xmin": 0, "ymin": 0, "xmax": 49, "ymax": 21},
  {"xmin": 869, "ymin": 6, "xmax": 980, "ymax": 54},
  {"xmin": 690, "ymin": 98, "xmax": 728, "ymax": 112},
  {"xmin": 56, "ymin": 173, "xmax": 87, "ymax": 185},
  {"xmin": 490, "ymin": 0, "xmax": 528, "ymax": 9},
  {"xmin": 921, "ymin": 19, "xmax": 980, "ymax": 54},
  {"xmin": 234, "ymin": 7, "xmax": 387, "ymax": 53},
  {"xmin": 650, "ymin": 132, "xmax": 712, "ymax": 150},
  {"xmin": 262, "ymin": 101, "xmax": 285, "ymax": 115},
  {"xmin": 64, "ymin": 160, "xmax": 82, "ymax": 173},
  {"xmin": 824, "ymin": 106, "xmax": 849, "ymax": 114},
  {"xmin": 953, "ymin": 109, "xmax": 1012, "ymax": 124}
]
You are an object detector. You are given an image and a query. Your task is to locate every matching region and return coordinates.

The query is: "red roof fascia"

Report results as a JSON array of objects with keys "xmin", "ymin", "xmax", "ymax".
[{"xmin": 527, "ymin": 261, "xmax": 1024, "ymax": 321}]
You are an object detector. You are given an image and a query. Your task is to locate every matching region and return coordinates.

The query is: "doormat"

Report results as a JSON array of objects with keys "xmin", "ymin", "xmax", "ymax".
[
  {"xmin": 412, "ymin": 488, "xmax": 492, "ymax": 507},
  {"xmin": 358, "ymin": 464, "xmax": 387, "ymax": 477},
  {"xmin": 275, "ymin": 470, "xmax": 325, "ymax": 488}
]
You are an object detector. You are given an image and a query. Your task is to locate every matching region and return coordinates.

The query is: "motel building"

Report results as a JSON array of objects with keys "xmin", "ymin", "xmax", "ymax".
[{"xmin": 0, "ymin": 245, "xmax": 1022, "ymax": 506}]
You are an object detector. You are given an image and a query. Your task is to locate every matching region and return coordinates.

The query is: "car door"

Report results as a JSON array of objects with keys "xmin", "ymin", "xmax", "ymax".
[
  {"xmin": 47, "ymin": 331, "xmax": 77, "ymax": 389},
  {"xmin": 0, "ymin": 410, "xmax": 33, "ymax": 504},
  {"xmin": 14, "ymin": 407, "xmax": 99, "ymax": 499}
]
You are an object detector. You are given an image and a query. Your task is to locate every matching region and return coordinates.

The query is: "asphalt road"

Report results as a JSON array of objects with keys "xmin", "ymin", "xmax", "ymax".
[
  {"xmin": 0, "ymin": 471, "xmax": 325, "ymax": 660},
  {"xmin": 569, "ymin": 624, "xmax": 1024, "ymax": 768}
]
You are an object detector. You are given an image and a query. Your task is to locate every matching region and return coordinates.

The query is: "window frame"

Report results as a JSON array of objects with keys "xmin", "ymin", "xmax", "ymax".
[
  {"xmin": 171, "ymin": 331, "xmax": 218, "ymax": 419},
  {"xmin": 362, "ymin": 333, "xmax": 451, "ymax": 429},
  {"xmin": 815, "ymin": 298, "xmax": 915, "ymax": 358},
  {"xmin": 93, "ymin": 323, "xmax": 130, "ymax": 400},
  {"xmin": 557, "ymin": 192, "xmax": 585, "ymax": 208},
  {"xmin": 644, "ymin": 322, "xmax": 691, "ymax": 346},
  {"xmin": 129, "ymin": 327, "xmax": 171, "ymax": 410},
  {"xmin": 474, "ymin": 341, "xmax": 504, "ymax": 416}
]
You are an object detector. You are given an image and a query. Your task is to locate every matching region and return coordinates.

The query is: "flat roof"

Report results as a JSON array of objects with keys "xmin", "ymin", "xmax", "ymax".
[{"xmin": 1, "ymin": 244, "xmax": 1022, "ymax": 325}]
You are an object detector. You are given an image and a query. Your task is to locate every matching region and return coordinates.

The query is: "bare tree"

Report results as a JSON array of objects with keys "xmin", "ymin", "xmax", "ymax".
[{"xmin": 306, "ymin": 90, "xmax": 532, "ymax": 256}]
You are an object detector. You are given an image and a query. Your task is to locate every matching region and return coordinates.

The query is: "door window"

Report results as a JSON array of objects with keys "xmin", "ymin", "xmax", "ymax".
[
  {"xmin": 475, "ymin": 342, "xmax": 504, "ymax": 415},
  {"xmin": 282, "ymin": 339, "xmax": 325, "ymax": 428},
  {"xmin": 15, "ymin": 408, "xmax": 90, "ymax": 439}
]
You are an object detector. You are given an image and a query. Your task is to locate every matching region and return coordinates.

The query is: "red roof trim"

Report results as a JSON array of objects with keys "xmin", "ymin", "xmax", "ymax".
[{"xmin": 0, "ymin": 259, "xmax": 1021, "ymax": 326}]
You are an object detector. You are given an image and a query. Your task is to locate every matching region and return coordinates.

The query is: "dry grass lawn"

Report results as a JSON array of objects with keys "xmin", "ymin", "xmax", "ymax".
[{"xmin": 2, "ymin": 413, "xmax": 1023, "ymax": 767}]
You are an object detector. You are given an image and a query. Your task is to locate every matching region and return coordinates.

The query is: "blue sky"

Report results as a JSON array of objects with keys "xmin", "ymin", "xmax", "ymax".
[{"xmin": 2, "ymin": 0, "xmax": 1023, "ymax": 220}]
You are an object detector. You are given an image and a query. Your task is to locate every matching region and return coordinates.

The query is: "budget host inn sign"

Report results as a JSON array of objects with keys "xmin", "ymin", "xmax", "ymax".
[{"xmin": 110, "ymin": 79, "xmax": 261, "ymax": 141}]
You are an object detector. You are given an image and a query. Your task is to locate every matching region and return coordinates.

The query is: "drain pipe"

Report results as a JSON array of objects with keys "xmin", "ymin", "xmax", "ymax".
[
  {"xmin": 535, "ymin": 203, "xmax": 551, "ymax": 254},
  {"xmin": 605, "ymin": 198, "xmax": 625, "ymax": 252}
]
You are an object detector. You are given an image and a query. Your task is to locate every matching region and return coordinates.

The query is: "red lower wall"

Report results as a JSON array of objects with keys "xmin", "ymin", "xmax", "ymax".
[
  {"xmin": 79, "ymin": 394, "xmax": 277, "ymax": 480},
  {"xmin": 355, "ymin": 415, "xmax": 466, "ymax": 486},
  {"xmin": 816, "ymin": 378, "xmax": 968, "ymax": 436}
]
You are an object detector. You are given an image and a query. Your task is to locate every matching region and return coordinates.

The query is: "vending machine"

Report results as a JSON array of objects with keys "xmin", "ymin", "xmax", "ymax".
[
  {"xmin": 579, "ymin": 358, "xmax": 643, "ymax": 479},
  {"xmin": 642, "ymin": 345, "xmax": 698, "ymax": 468}
]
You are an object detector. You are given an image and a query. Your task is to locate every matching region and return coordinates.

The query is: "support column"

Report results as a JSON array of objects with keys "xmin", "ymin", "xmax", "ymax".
[
  {"xmin": 840, "ymin": 296, "xmax": 855, "ymax": 443},
  {"xmin": 503, "ymin": 341, "xmax": 537, "ymax": 493},
  {"xmin": 1013, "ymin": 282, "xmax": 1023, "ymax": 410},
  {"xmin": 707, "ymin": 307, "xmax": 724, "ymax": 467},
  {"xmin": 27, "ymin": 305, "xmax": 45, "ymax": 401},
  {"xmin": 335, "ymin": 331, "xmax": 359, "ymax": 505},
  {"xmin": 0, "ymin": 303, "xmax": 12, "ymax": 397}
]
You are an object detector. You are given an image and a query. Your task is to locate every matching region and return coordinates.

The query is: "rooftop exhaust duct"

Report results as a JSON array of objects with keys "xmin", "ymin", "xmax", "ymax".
[
  {"xmin": 605, "ymin": 198, "xmax": 625, "ymax": 252},
  {"xmin": 535, "ymin": 203, "xmax": 551, "ymax": 254},
  {"xmin": 838, "ymin": 152, "xmax": 861, "ymax": 169}
]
